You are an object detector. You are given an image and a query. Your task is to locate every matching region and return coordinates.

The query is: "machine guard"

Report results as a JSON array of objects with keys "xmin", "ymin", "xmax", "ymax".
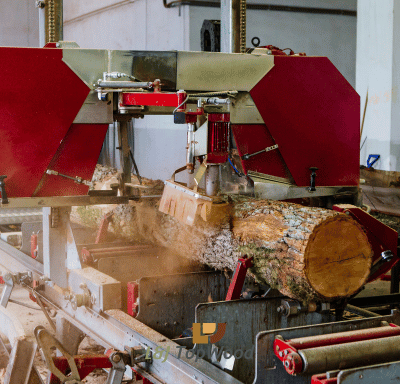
[{"xmin": 159, "ymin": 166, "xmax": 213, "ymax": 225}]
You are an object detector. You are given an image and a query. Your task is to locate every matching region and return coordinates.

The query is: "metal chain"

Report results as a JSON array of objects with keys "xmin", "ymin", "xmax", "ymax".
[
  {"xmin": 240, "ymin": 0, "xmax": 247, "ymax": 53},
  {"xmin": 48, "ymin": 0, "xmax": 56, "ymax": 42}
]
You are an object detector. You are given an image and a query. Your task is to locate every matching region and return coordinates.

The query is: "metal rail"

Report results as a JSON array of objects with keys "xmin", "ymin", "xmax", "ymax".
[
  {"xmin": 163, "ymin": 1, "xmax": 357, "ymax": 17},
  {"xmin": 0, "ymin": 240, "xmax": 243, "ymax": 384}
]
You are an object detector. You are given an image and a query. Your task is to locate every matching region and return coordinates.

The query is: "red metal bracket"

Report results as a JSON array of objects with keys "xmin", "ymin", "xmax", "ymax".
[
  {"xmin": 132, "ymin": 371, "xmax": 152, "ymax": 384},
  {"xmin": 122, "ymin": 92, "xmax": 179, "ymax": 107},
  {"xmin": 49, "ymin": 355, "xmax": 112, "ymax": 384},
  {"xmin": 332, "ymin": 205, "xmax": 399, "ymax": 281},
  {"xmin": 311, "ymin": 374, "xmax": 337, "ymax": 384},
  {"xmin": 225, "ymin": 256, "xmax": 253, "ymax": 301},
  {"xmin": 127, "ymin": 281, "xmax": 139, "ymax": 317},
  {"xmin": 30, "ymin": 233, "xmax": 38, "ymax": 259},
  {"xmin": 95, "ymin": 211, "xmax": 114, "ymax": 244}
]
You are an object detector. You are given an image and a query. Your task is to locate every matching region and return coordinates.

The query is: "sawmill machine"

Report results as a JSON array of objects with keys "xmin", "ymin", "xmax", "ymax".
[{"xmin": 0, "ymin": 43, "xmax": 399, "ymax": 383}]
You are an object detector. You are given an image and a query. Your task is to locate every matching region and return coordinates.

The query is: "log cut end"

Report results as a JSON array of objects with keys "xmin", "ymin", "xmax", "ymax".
[{"xmin": 304, "ymin": 215, "xmax": 373, "ymax": 300}]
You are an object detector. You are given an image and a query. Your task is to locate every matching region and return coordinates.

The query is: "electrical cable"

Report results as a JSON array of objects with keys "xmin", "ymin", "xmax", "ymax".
[
  {"xmin": 173, "ymin": 95, "xmax": 190, "ymax": 114},
  {"xmin": 228, "ymin": 157, "xmax": 244, "ymax": 177}
]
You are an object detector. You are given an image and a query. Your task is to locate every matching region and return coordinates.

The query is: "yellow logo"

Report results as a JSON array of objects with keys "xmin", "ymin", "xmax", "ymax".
[{"xmin": 192, "ymin": 323, "xmax": 227, "ymax": 344}]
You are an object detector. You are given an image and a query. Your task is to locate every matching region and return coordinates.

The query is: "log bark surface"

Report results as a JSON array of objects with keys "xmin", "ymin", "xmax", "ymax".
[{"xmin": 74, "ymin": 197, "xmax": 373, "ymax": 303}]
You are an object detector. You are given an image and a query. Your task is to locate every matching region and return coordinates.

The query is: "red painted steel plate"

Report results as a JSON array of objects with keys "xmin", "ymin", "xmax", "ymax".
[
  {"xmin": 35, "ymin": 124, "xmax": 109, "ymax": 197},
  {"xmin": 231, "ymin": 124, "xmax": 292, "ymax": 180},
  {"xmin": 0, "ymin": 47, "xmax": 90, "ymax": 197},
  {"xmin": 122, "ymin": 92, "xmax": 178, "ymax": 107},
  {"xmin": 333, "ymin": 204, "xmax": 399, "ymax": 282},
  {"xmin": 250, "ymin": 56, "xmax": 360, "ymax": 187}
]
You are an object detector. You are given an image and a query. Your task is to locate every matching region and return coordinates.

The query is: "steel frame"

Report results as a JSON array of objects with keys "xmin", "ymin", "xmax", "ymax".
[{"xmin": 0, "ymin": 225, "xmax": 242, "ymax": 384}]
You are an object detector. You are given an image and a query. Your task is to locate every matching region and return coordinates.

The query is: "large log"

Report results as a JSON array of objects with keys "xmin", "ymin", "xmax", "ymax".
[{"xmin": 100, "ymin": 197, "xmax": 373, "ymax": 304}]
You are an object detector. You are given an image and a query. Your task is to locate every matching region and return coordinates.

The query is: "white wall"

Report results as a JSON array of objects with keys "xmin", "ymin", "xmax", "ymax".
[
  {"xmin": 64, "ymin": 0, "xmax": 190, "ymax": 51},
  {"xmin": 189, "ymin": 0, "xmax": 357, "ymax": 87},
  {"xmin": 356, "ymin": 0, "xmax": 400, "ymax": 171},
  {"xmin": 0, "ymin": 0, "xmax": 38, "ymax": 47}
]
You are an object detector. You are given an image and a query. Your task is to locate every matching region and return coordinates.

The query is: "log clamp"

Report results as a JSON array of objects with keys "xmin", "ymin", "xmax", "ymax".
[{"xmin": 225, "ymin": 255, "xmax": 253, "ymax": 301}]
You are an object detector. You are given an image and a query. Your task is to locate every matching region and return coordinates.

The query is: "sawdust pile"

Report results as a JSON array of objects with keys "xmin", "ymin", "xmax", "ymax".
[{"xmin": 91, "ymin": 164, "xmax": 118, "ymax": 184}]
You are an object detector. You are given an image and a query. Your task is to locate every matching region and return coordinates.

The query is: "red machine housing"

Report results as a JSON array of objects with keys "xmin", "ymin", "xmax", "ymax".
[
  {"xmin": 243, "ymin": 56, "xmax": 360, "ymax": 187},
  {"xmin": 0, "ymin": 47, "xmax": 108, "ymax": 198},
  {"xmin": 207, "ymin": 113, "xmax": 230, "ymax": 164}
]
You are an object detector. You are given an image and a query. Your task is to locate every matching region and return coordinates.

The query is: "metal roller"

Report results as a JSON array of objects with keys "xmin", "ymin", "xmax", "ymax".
[{"xmin": 298, "ymin": 334, "xmax": 400, "ymax": 374}]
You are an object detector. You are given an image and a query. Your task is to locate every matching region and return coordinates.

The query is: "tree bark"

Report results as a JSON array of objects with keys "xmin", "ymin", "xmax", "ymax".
[{"xmin": 99, "ymin": 197, "xmax": 372, "ymax": 304}]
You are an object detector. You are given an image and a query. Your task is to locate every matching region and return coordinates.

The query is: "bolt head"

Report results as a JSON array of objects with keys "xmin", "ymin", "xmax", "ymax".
[
  {"xmin": 3, "ymin": 273, "xmax": 11, "ymax": 281},
  {"xmin": 112, "ymin": 354, "xmax": 121, "ymax": 363}
]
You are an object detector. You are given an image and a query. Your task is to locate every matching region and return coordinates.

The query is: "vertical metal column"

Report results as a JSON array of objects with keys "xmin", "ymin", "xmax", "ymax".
[
  {"xmin": 36, "ymin": 0, "xmax": 63, "ymax": 45},
  {"xmin": 47, "ymin": 0, "xmax": 63, "ymax": 43},
  {"xmin": 42, "ymin": 207, "xmax": 69, "ymax": 288},
  {"xmin": 391, "ymin": 262, "xmax": 400, "ymax": 293},
  {"xmin": 221, "ymin": 0, "xmax": 241, "ymax": 53},
  {"xmin": 239, "ymin": 0, "xmax": 247, "ymax": 53},
  {"xmin": 205, "ymin": 165, "xmax": 220, "ymax": 196},
  {"xmin": 118, "ymin": 120, "xmax": 132, "ymax": 184}
]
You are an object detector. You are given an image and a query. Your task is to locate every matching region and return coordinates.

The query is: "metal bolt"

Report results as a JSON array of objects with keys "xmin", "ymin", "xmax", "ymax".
[
  {"xmin": 35, "ymin": 0, "xmax": 45, "ymax": 8},
  {"xmin": 284, "ymin": 350, "xmax": 289, "ymax": 355},
  {"xmin": 276, "ymin": 346, "xmax": 280, "ymax": 351},
  {"xmin": 112, "ymin": 354, "xmax": 121, "ymax": 363},
  {"xmin": 285, "ymin": 361, "xmax": 290, "ymax": 367},
  {"xmin": 3, "ymin": 273, "xmax": 11, "ymax": 282},
  {"xmin": 279, "ymin": 351, "xmax": 283, "ymax": 357},
  {"xmin": 359, "ymin": 374, "xmax": 363, "ymax": 379}
]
